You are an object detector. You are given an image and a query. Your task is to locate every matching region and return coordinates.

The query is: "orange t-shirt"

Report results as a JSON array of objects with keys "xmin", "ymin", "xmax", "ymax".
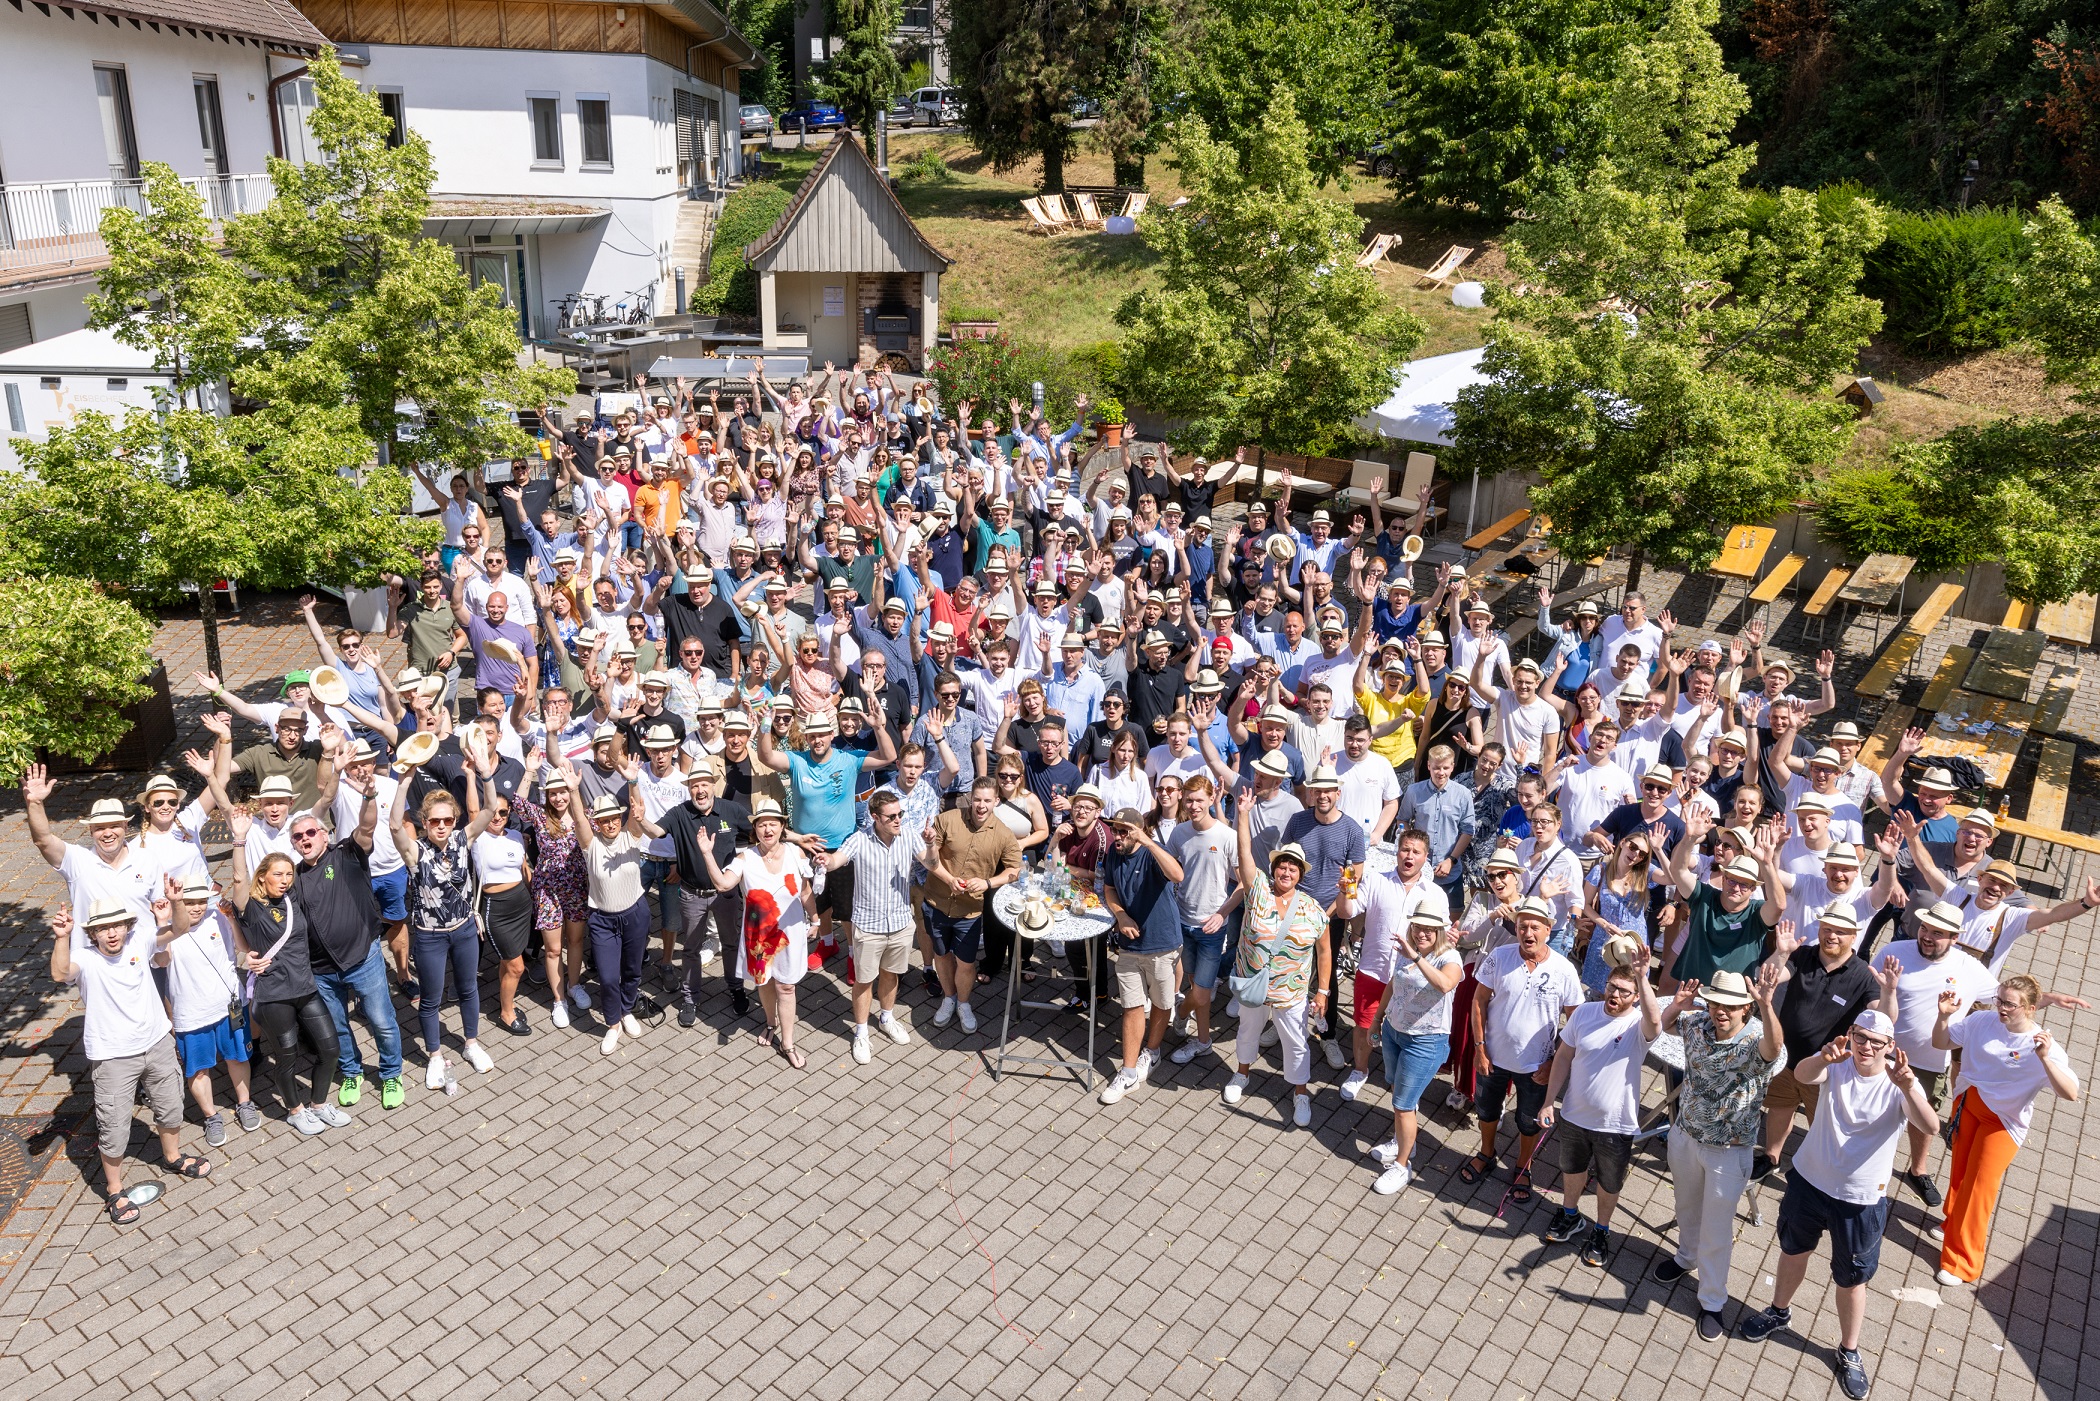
[{"xmin": 634, "ymin": 479, "xmax": 683, "ymax": 533}]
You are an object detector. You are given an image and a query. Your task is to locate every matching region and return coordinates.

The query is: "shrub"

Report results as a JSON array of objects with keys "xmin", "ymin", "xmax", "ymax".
[
  {"xmin": 896, "ymin": 149, "xmax": 951, "ymax": 185},
  {"xmin": 691, "ymin": 181, "xmax": 795, "ymax": 317},
  {"xmin": 1861, "ymin": 207, "xmax": 2027, "ymax": 354},
  {"xmin": 1812, "ymin": 460, "xmax": 1989, "ymax": 575},
  {"xmin": 926, "ymin": 331, "xmax": 1094, "ymax": 427},
  {"xmin": 1064, "ymin": 340, "xmax": 1127, "ymax": 400}
]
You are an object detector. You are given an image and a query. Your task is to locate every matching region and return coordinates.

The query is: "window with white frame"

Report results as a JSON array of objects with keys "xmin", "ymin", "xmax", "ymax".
[
  {"xmin": 577, "ymin": 96, "xmax": 612, "ymax": 169},
  {"xmin": 528, "ymin": 93, "xmax": 562, "ymax": 166}
]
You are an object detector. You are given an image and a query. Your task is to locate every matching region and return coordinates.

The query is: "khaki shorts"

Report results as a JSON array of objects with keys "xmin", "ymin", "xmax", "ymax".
[
  {"xmin": 851, "ymin": 926, "xmax": 913, "ymax": 981},
  {"xmin": 1764, "ymin": 1067, "xmax": 1822, "ymax": 1124},
  {"xmin": 1114, "ymin": 949, "xmax": 1180, "ymax": 1011},
  {"xmin": 1914, "ymin": 1065, "xmax": 1950, "ymax": 1116}
]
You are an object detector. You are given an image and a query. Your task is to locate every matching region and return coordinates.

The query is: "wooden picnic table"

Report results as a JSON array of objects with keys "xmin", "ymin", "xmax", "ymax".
[
  {"xmin": 1463, "ymin": 509, "xmax": 1532, "ymax": 554},
  {"xmin": 1837, "ymin": 554, "xmax": 1915, "ymax": 610},
  {"xmin": 2037, "ymin": 593, "xmax": 2097, "ymax": 649},
  {"xmin": 1914, "ymin": 692, "xmax": 2034, "ymax": 789},
  {"xmin": 1963, "ymin": 627, "xmax": 2047, "ymax": 701},
  {"xmin": 1711, "ymin": 526, "xmax": 1777, "ymax": 582}
]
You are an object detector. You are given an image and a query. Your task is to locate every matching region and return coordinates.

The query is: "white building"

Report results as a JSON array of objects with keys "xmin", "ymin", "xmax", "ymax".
[
  {"xmin": 289, "ymin": 0, "xmax": 755, "ymax": 336},
  {"xmin": 0, "ymin": 0, "xmax": 318, "ymax": 352}
]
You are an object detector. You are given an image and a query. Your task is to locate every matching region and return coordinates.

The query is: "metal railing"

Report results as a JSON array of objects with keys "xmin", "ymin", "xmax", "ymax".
[{"xmin": 0, "ymin": 172, "xmax": 273, "ymax": 276}]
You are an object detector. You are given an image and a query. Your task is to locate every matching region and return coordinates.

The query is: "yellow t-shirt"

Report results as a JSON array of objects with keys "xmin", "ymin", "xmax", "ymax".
[{"xmin": 1357, "ymin": 685, "xmax": 1425, "ymax": 769}]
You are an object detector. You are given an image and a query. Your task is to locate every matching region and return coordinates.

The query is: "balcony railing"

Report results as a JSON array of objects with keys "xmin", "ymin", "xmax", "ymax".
[{"xmin": 0, "ymin": 173, "xmax": 273, "ymax": 278}]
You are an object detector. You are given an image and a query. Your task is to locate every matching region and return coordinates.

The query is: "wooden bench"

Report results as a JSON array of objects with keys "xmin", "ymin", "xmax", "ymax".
[
  {"xmin": 1917, "ymin": 645, "xmax": 1978, "ymax": 714},
  {"xmin": 2036, "ymin": 664, "xmax": 2082, "ymax": 735},
  {"xmin": 2002, "ymin": 599, "xmax": 2037, "ymax": 630},
  {"xmin": 1855, "ymin": 582, "xmax": 1964, "ymax": 699},
  {"xmin": 2027, "ymin": 738, "xmax": 2076, "ymax": 831},
  {"xmin": 1855, "ymin": 705, "xmax": 1914, "ymax": 775},
  {"xmin": 1464, "ymin": 509, "xmax": 1532, "ymax": 554},
  {"xmin": 1799, "ymin": 566, "xmax": 1851, "ymax": 641},
  {"xmin": 2037, "ymin": 593, "xmax": 2097, "ymax": 649},
  {"xmin": 1747, "ymin": 553, "xmax": 1808, "ymax": 606}
]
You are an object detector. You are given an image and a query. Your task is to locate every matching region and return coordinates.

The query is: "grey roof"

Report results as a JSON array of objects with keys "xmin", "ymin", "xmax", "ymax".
[
  {"xmin": 42, "ymin": 0, "xmax": 327, "ymax": 49},
  {"xmin": 743, "ymin": 135, "xmax": 952, "ymax": 275}
]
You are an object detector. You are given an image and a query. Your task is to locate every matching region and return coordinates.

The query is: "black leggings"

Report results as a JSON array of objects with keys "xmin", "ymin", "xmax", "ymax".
[{"xmin": 251, "ymin": 993, "xmax": 339, "ymax": 1110}]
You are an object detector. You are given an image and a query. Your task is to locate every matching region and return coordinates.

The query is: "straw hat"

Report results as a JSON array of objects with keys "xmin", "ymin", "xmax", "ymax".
[
  {"xmin": 396, "ymin": 732, "xmax": 439, "ymax": 768},
  {"xmin": 309, "ymin": 665, "xmax": 350, "ymax": 706},
  {"xmin": 481, "ymin": 637, "xmax": 524, "ymax": 667},
  {"xmin": 1265, "ymin": 535, "xmax": 1297, "ymax": 564},
  {"xmin": 1601, "ymin": 932, "xmax": 1649, "ymax": 971},
  {"xmin": 1400, "ymin": 534, "xmax": 1424, "ymax": 563}
]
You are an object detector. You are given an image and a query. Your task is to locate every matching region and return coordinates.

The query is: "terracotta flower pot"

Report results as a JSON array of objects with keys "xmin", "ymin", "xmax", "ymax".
[{"xmin": 1100, "ymin": 423, "xmax": 1124, "ymax": 447}]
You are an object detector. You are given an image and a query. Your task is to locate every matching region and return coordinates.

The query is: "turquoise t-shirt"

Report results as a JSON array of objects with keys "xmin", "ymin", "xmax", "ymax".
[{"xmin": 789, "ymin": 744, "xmax": 869, "ymax": 849}]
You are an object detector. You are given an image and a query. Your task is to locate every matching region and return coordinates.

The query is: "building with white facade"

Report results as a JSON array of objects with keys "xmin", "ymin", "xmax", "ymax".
[
  {"xmin": 287, "ymin": 0, "xmax": 755, "ymax": 336},
  {"xmin": 0, "ymin": 0, "xmax": 320, "ymax": 352}
]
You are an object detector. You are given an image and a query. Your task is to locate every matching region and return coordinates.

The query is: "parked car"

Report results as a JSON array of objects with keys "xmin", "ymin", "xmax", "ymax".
[
  {"xmin": 780, "ymin": 100, "xmax": 846, "ymax": 133},
  {"xmin": 1068, "ymin": 95, "xmax": 1102, "ymax": 121},
  {"xmin": 1359, "ymin": 142, "xmax": 1398, "ymax": 178},
  {"xmin": 739, "ymin": 104, "xmax": 774, "ymax": 138},
  {"xmin": 906, "ymin": 86, "xmax": 962, "ymax": 127}
]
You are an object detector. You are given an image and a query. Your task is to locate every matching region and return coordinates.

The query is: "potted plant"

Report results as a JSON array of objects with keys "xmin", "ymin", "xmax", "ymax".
[{"xmin": 1095, "ymin": 395, "xmax": 1128, "ymax": 447}]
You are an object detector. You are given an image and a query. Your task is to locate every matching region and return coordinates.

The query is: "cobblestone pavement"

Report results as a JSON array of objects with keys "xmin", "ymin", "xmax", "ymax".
[{"xmin": 1, "ymin": 577, "xmax": 2098, "ymax": 1401}]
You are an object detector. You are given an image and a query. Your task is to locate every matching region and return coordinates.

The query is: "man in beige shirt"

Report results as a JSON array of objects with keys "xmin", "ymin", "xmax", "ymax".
[{"xmin": 924, "ymin": 778, "xmax": 1022, "ymax": 1034}]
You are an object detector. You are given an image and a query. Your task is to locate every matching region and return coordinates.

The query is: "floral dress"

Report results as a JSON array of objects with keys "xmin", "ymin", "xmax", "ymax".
[
  {"xmin": 734, "ymin": 847, "xmax": 817, "ymax": 988},
  {"xmin": 1233, "ymin": 872, "xmax": 1328, "ymax": 1009},
  {"xmin": 517, "ymin": 799, "xmax": 589, "ymax": 932}
]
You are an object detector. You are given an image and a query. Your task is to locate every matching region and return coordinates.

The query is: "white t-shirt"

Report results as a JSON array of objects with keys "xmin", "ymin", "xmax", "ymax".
[
  {"xmin": 1384, "ymin": 948, "xmax": 1462, "ymax": 1036},
  {"xmin": 1949, "ymin": 1010, "xmax": 2078, "ymax": 1148},
  {"xmin": 1777, "ymin": 835, "xmax": 1837, "ymax": 886},
  {"xmin": 1298, "ymin": 650, "xmax": 1359, "ymax": 718},
  {"xmin": 1599, "ymin": 616, "xmax": 1664, "ymax": 674},
  {"xmin": 635, "ymin": 764, "xmax": 690, "ymax": 859},
  {"xmin": 1335, "ymin": 753, "xmax": 1400, "ymax": 839},
  {"xmin": 1790, "ymin": 1059, "xmax": 1911, "ymax": 1205},
  {"xmin": 132, "ymin": 800, "xmax": 212, "ymax": 886},
  {"xmin": 1559, "ymin": 1000, "xmax": 1649, "ymax": 1135},
  {"xmin": 1144, "ymin": 746, "xmax": 1209, "ymax": 783},
  {"xmin": 1782, "ymin": 870, "xmax": 1876, "ymax": 937},
  {"xmin": 245, "ymin": 817, "xmax": 296, "ymax": 873},
  {"xmin": 1559, "ymin": 756, "xmax": 1636, "ymax": 843},
  {"xmin": 473, "ymin": 828, "xmax": 530, "ymax": 887},
  {"xmin": 1882, "ymin": 940, "xmax": 1998, "ymax": 1072},
  {"xmin": 1493, "ymin": 694, "xmax": 1561, "ymax": 769},
  {"xmin": 1615, "ymin": 715, "xmax": 1670, "ymax": 783},
  {"xmin": 336, "ymin": 775, "xmax": 403, "ymax": 878},
  {"xmin": 71, "ymin": 923, "xmax": 172, "ymax": 1060},
  {"xmin": 58, "ymin": 843, "xmax": 160, "ymax": 949},
  {"xmin": 1357, "ymin": 870, "xmax": 1451, "ymax": 986},
  {"xmin": 1784, "ymin": 777, "xmax": 1864, "ymax": 843},
  {"xmin": 165, "ymin": 907, "xmax": 242, "ymax": 1035},
  {"xmin": 1944, "ymin": 893, "xmax": 2034, "ymax": 973},
  {"xmin": 1475, "ymin": 943, "xmax": 1583, "ymax": 1073}
]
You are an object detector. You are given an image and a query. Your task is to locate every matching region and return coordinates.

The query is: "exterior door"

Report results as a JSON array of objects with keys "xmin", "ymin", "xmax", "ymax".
[
  {"xmin": 194, "ymin": 78, "xmax": 230, "ymax": 176},
  {"xmin": 95, "ymin": 67, "xmax": 141, "ymax": 182}
]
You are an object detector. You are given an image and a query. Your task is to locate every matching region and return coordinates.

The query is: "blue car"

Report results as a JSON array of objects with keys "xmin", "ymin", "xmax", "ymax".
[{"xmin": 781, "ymin": 100, "xmax": 846, "ymax": 133}]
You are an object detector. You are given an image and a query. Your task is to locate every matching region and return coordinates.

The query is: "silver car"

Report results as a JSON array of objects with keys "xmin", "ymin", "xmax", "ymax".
[
  {"xmin": 906, "ymin": 86, "xmax": 961, "ymax": 127},
  {"xmin": 739, "ymin": 104, "xmax": 773, "ymax": 138}
]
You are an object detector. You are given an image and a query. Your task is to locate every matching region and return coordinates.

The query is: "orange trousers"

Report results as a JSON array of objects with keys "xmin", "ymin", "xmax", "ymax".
[{"xmin": 1940, "ymin": 1089, "xmax": 2021, "ymax": 1282}]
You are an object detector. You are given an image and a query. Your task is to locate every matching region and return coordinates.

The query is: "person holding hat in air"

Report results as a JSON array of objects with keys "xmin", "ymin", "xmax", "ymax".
[
  {"xmin": 1224, "ymin": 795, "xmax": 1333, "ymax": 1127},
  {"xmin": 1737, "ymin": 1007, "xmax": 1939, "ymax": 1399}
]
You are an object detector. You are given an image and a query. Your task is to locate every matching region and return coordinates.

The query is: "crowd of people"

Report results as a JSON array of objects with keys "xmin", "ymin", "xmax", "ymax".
[{"xmin": 32, "ymin": 367, "xmax": 2089, "ymax": 1397}]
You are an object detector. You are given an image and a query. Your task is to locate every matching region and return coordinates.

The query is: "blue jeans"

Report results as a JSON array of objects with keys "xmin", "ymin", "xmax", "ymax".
[
  {"xmin": 1380, "ymin": 1025, "xmax": 1450, "ymax": 1114},
  {"xmin": 641, "ymin": 858, "xmax": 677, "ymax": 934},
  {"xmin": 310, "ymin": 941, "xmax": 405, "ymax": 1083},
  {"xmin": 588, "ymin": 901, "xmax": 650, "ymax": 1022},
  {"xmin": 1180, "ymin": 922, "xmax": 1229, "ymax": 991},
  {"xmin": 412, "ymin": 921, "xmax": 482, "ymax": 1054}
]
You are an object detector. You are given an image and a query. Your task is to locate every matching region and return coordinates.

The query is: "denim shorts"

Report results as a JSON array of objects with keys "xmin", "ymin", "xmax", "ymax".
[
  {"xmin": 1180, "ymin": 924, "xmax": 1228, "ymax": 991},
  {"xmin": 1380, "ymin": 1025, "xmax": 1449, "ymax": 1114},
  {"xmin": 1776, "ymin": 1170, "xmax": 1890, "ymax": 1287},
  {"xmin": 926, "ymin": 906, "xmax": 985, "ymax": 963},
  {"xmin": 371, "ymin": 866, "xmax": 409, "ymax": 923}
]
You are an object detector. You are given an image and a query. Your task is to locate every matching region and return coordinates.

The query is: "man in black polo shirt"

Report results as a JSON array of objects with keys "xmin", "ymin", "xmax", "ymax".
[
  {"xmin": 1125, "ymin": 629, "xmax": 1190, "ymax": 740},
  {"xmin": 660, "ymin": 759, "xmax": 753, "ymax": 1027},
  {"xmin": 289, "ymin": 778, "xmax": 407, "ymax": 1110},
  {"xmin": 1758, "ymin": 905, "xmax": 1879, "ymax": 1180},
  {"xmin": 662, "ymin": 565, "xmax": 744, "ymax": 682}
]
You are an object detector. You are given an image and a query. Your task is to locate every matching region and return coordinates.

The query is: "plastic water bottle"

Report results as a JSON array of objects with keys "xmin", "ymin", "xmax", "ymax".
[{"xmin": 442, "ymin": 1064, "xmax": 459, "ymax": 1097}]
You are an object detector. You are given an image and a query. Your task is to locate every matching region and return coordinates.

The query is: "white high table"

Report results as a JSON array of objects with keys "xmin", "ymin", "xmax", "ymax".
[{"xmin": 990, "ymin": 886, "xmax": 1114, "ymax": 1091}]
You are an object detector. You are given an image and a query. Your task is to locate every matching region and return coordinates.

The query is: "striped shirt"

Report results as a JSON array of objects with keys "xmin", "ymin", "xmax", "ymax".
[{"xmin": 838, "ymin": 827, "xmax": 927, "ymax": 933}]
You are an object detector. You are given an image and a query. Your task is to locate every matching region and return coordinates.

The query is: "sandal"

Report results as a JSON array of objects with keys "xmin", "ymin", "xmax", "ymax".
[
  {"xmin": 166, "ymin": 1154, "xmax": 212, "ymax": 1180},
  {"xmin": 1458, "ymin": 1154, "xmax": 1493, "ymax": 1186},
  {"xmin": 780, "ymin": 1042, "xmax": 807, "ymax": 1069},
  {"xmin": 1511, "ymin": 1167, "xmax": 1534, "ymax": 1203},
  {"xmin": 107, "ymin": 1195, "xmax": 140, "ymax": 1225}
]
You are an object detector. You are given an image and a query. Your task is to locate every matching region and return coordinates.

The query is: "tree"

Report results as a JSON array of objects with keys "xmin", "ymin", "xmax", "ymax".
[
  {"xmin": 1388, "ymin": 0, "xmax": 1654, "ymax": 218},
  {"xmin": 0, "ymin": 576, "xmax": 158, "ymax": 783},
  {"xmin": 1116, "ymin": 93, "xmax": 1425, "ymax": 473},
  {"xmin": 818, "ymin": 0, "xmax": 905, "ymax": 143},
  {"xmin": 85, "ymin": 163, "xmax": 248, "ymax": 410},
  {"xmin": 1150, "ymin": 0, "xmax": 1396, "ymax": 184},
  {"xmin": 948, "ymin": 0, "xmax": 1133, "ymax": 192},
  {"xmin": 1446, "ymin": 0, "xmax": 1885, "ymax": 592},
  {"xmin": 226, "ymin": 51, "xmax": 571, "ymax": 471}
]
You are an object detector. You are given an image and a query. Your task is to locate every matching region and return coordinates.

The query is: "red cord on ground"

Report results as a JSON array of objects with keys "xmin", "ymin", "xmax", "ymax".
[{"xmin": 942, "ymin": 1063, "xmax": 1042, "ymax": 1350}]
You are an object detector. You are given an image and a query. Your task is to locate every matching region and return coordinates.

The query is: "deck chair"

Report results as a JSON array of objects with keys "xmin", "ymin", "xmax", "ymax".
[
  {"xmin": 1041, "ymin": 193, "xmax": 1077, "ymax": 227},
  {"xmin": 1020, "ymin": 197, "xmax": 1063, "ymax": 235},
  {"xmin": 1071, "ymin": 192, "xmax": 1104, "ymax": 226},
  {"xmin": 1121, "ymin": 191, "xmax": 1149, "ymax": 219},
  {"xmin": 1415, "ymin": 245, "xmax": 1474, "ymax": 289},
  {"xmin": 1355, "ymin": 232, "xmax": 1399, "ymax": 269}
]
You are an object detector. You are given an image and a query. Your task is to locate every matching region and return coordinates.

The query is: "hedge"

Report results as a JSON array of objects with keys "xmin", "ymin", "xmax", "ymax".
[{"xmin": 690, "ymin": 182, "xmax": 795, "ymax": 317}]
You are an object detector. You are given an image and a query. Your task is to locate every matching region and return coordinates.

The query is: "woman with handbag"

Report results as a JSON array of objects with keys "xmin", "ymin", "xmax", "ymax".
[
  {"xmin": 393, "ymin": 755, "xmax": 507, "ymax": 1087},
  {"xmin": 225, "ymin": 811, "xmax": 342, "ymax": 1136},
  {"xmin": 1223, "ymin": 790, "xmax": 1333, "ymax": 1128}
]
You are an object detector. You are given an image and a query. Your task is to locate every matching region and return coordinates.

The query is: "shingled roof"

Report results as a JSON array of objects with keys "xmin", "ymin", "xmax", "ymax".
[{"xmin": 22, "ymin": 0, "xmax": 328, "ymax": 50}]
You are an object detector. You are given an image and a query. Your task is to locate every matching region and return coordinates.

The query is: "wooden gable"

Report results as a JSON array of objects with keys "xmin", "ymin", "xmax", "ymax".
[{"xmin": 744, "ymin": 136, "xmax": 951, "ymax": 275}]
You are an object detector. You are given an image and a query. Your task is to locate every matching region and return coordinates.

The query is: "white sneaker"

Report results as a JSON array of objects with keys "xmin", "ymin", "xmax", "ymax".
[
  {"xmin": 425, "ymin": 1054, "xmax": 446, "ymax": 1090},
  {"xmin": 852, "ymin": 1027, "xmax": 872, "ymax": 1064},
  {"xmin": 1374, "ymin": 1164, "xmax": 1414, "ymax": 1195},
  {"xmin": 957, "ymin": 1002, "xmax": 978, "ymax": 1034},
  {"xmin": 1260, "ymin": 1023, "xmax": 1279, "ymax": 1049},
  {"xmin": 1935, "ymin": 1269, "xmax": 1965, "ymax": 1288},
  {"xmin": 700, "ymin": 940, "xmax": 721, "ymax": 965},
  {"xmin": 1098, "ymin": 1068, "xmax": 1141, "ymax": 1105},
  {"xmin": 1445, "ymin": 1088, "xmax": 1470, "ymax": 1112},
  {"xmin": 933, "ymin": 996, "xmax": 957, "ymax": 1027},
  {"xmin": 600, "ymin": 1026, "xmax": 620, "ymax": 1056},
  {"xmin": 1369, "ymin": 1138, "xmax": 1399, "ymax": 1165},
  {"xmin": 551, "ymin": 998, "xmax": 571, "ymax": 1029},
  {"xmin": 1181, "ymin": 1013, "xmax": 1198, "ymax": 1038},
  {"xmin": 1340, "ymin": 1070, "xmax": 1369, "ymax": 1101},
  {"xmin": 878, "ymin": 1012, "xmax": 910, "ymax": 1045},
  {"xmin": 463, "ymin": 1043, "xmax": 495, "ymax": 1074},
  {"xmin": 1170, "ymin": 1037, "xmax": 1210, "ymax": 1065},
  {"xmin": 570, "ymin": 984, "xmax": 593, "ymax": 1011},
  {"xmin": 621, "ymin": 1013, "xmax": 642, "ymax": 1038},
  {"xmin": 1321, "ymin": 1039, "xmax": 1347, "ymax": 1071},
  {"xmin": 289, "ymin": 1107, "xmax": 326, "ymax": 1136},
  {"xmin": 1134, "ymin": 1048, "xmax": 1156, "ymax": 1081},
  {"xmin": 1222, "ymin": 997, "xmax": 1240, "ymax": 1019},
  {"xmin": 1293, "ymin": 1094, "xmax": 1312, "ymax": 1128},
  {"xmin": 1223, "ymin": 1073, "xmax": 1248, "ymax": 1105}
]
